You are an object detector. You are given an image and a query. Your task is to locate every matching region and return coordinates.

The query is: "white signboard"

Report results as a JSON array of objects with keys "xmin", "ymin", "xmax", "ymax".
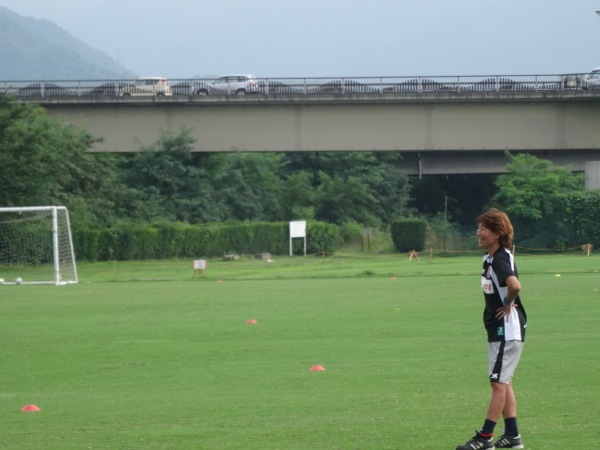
[
  {"xmin": 193, "ymin": 259, "xmax": 207, "ymax": 270},
  {"xmin": 289, "ymin": 221, "xmax": 306, "ymax": 238},
  {"xmin": 289, "ymin": 221, "xmax": 307, "ymax": 256}
]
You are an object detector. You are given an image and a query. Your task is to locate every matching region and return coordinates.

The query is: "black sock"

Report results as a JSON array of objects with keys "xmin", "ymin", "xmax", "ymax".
[
  {"xmin": 481, "ymin": 419, "xmax": 496, "ymax": 437},
  {"xmin": 504, "ymin": 417, "xmax": 519, "ymax": 437}
]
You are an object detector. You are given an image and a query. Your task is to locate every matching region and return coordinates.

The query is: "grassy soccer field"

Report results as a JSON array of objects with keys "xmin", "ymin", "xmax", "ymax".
[{"xmin": 1, "ymin": 254, "xmax": 598, "ymax": 449}]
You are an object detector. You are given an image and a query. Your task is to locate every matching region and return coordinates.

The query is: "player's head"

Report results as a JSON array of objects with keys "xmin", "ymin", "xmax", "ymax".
[{"xmin": 477, "ymin": 208, "xmax": 514, "ymax": 248}]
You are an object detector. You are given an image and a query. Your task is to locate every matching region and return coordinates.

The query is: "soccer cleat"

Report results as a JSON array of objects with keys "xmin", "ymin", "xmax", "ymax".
[
  {"xmin": 494, "ymin": 434, "xmax": 524, "ymax": 448},
  {"xmin": 456, "ymin": 430, "xmax": 495, "ymax": 450}
]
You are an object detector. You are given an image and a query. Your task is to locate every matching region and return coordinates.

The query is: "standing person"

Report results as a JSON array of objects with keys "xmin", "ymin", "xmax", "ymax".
[{"xmin": 456, "ymin": 209, "xmax": 527, "ymax": 450}]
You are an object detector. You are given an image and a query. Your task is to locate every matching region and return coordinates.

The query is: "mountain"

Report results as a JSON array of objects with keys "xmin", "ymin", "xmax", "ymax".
[{"xmin": 0, "ymin": 7, "xmax": 136, "ymax": 80}]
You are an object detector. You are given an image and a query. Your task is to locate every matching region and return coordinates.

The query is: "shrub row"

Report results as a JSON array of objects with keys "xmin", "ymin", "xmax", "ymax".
[
  {"xmin": 73, "ymin": 220, "xmax": 342, "ymax": 262},
  {"xmin": 390, "ymin": 218, "xmax": 427, "ymax": 252}
]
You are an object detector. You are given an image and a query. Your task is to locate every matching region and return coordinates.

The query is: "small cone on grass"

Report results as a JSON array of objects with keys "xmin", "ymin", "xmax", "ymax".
[
  {"xmin": 21, "ymin": 404, "xmax": 41, "ymax": 412},
  {"xmin": 310, "ymin": 365, "xmax": 326, "ymax": 371},
  {"xmin": 247, "ymin": 319, "xmax": 258, "ymax": 324}
]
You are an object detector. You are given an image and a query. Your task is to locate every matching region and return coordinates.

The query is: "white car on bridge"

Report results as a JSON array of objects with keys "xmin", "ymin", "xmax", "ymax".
[
  {"xmin": 582, "ymin": 68, "xmax": 600, "ymax": 89},
  {"xmin": 121, "ymin": 77, "xmax": 172, "ymax": 96}
]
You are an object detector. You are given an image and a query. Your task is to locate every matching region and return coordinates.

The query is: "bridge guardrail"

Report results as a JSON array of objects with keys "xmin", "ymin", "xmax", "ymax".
[{"xmin": 0, "ymin": 74, "xmax": 591, "ymax": 98}]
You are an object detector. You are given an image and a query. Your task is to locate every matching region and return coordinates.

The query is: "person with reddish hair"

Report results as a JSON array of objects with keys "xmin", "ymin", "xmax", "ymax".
[{"xmin": 456, "ymin": 209, "xmax": 527, "ymax": 450}]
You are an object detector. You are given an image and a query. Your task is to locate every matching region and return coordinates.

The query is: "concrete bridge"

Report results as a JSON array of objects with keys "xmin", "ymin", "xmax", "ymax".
[{"xmin": 32, "ymin": 88, "xmax": 600, "ymax": 187}]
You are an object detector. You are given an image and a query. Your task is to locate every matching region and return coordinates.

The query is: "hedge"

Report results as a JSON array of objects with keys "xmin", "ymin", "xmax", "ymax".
[
  {"xmin": 390, "ymin": 218, "xmax": 427, "ymax": 253},
  {"xmin": 73, "ymin": 220, "xmax": 342, "ymax": 262}
]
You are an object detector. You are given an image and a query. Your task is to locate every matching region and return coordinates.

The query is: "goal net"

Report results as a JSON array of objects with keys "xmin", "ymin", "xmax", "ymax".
[{"xmin": 0, "ymin": 206, "xmax": 78, "ymax": 285}]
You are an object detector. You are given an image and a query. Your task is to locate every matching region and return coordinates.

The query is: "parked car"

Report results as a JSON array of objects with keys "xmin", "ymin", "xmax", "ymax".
[
  {"xmin": 383, "ymin": 78, "xmax": 451, "ymax": 93},
  {"xmin": 171, "ymin": 81, "xmax": 200, "ymax": 95},
  {"xmin": 16, "ymin": 82, "xmax": 77, "ymax": 96},
  {"xmin": 121, "ymin": 77, "xmax": 172, "ymax": 96},
  {"xmin": 462, "ymin": 77, "xmax": 519, "ymax": 92},
  {"xmin": 86, "ymin": 81, "xmax": 125, "ymax": 96},
  {"xmin": 196, "ymin": 74, "xmax": 259, "ymax": 95},
  {"xmin": 263, "ymin": 80, "xmax": 304, "ymax": 94},
  {"xmin": 582, "ymin": 68, "xmax": 600, "ymax": 89}
]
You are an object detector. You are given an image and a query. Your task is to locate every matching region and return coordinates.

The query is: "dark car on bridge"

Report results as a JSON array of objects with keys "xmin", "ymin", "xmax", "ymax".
[
  {"xmin": 17, "ymin": 83, "xmax": 78, "ymax": 97},
  {"xmin": 86, "ymin": 82, "xmax": 125, "ymax": 96},
  {"xmin": 171, "ymin": 80, "xmax": 215, "ymax": 96},
  {"xmin": 261, "ymin": 80, "xmax": 304, "ymax": 94}
]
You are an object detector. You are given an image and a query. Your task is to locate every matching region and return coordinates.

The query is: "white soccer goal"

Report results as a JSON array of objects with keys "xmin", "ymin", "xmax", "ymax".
[{"xmin": 0, "ymin": 206, "xmax": 78, "ymax": 285}]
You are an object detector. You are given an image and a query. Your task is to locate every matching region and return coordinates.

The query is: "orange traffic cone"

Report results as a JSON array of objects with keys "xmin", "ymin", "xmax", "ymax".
[{"xmin": 21, "ymin": 404, "xmax": 41, "ymax": 412}]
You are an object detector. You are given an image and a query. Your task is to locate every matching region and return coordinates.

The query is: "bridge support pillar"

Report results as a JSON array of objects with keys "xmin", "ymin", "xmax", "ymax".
[{"xmin": 585, "ymin": 161, "xmax": 600, "ymax": 190}]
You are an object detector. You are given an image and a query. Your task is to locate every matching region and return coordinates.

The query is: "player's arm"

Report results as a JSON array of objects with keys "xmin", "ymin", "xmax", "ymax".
[
  {"xmin": 496, "ymin": 275, "xmax": 521, "ymax": 319},
  {"xmin": 502, "ymin": 275, "xmax": 521, "ymax": 305}
]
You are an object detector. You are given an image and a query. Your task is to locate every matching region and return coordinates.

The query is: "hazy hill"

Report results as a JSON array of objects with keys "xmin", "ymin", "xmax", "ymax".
[{"xmin": 0, "ymin": 7, "xmax": 136, "ymax": 80}]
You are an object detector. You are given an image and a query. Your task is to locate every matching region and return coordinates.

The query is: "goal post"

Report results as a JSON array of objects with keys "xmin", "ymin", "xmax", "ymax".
[{"xmin": 0, "ymin": 206, "xmax": 78, "ymax": 285}]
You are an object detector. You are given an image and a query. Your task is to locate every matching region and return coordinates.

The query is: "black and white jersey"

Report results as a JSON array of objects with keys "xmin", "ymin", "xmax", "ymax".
[{"xmin": 481, "ymin": 247, "xmax": 527, "ymax": 342}]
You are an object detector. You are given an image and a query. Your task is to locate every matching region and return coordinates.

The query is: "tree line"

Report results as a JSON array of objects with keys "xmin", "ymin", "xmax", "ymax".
[{"xmin": 1, "ymin": 93, "xmax": 598, "ymax": 250}]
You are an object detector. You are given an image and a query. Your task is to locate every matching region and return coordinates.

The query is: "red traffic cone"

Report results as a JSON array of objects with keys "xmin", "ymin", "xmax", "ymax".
[{"xmin": 21, "ymin": 404, "xmax": 41, "ymax": 412}]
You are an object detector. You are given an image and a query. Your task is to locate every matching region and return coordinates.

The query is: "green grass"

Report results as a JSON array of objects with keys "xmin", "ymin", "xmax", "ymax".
[{"xmin": 1, "ymin": 254, "xmax": 599, "ymax": 449}]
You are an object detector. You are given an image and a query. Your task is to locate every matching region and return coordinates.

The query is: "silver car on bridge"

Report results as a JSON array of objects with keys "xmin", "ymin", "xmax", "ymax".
[{"xmin": 195, "ymin": 74, "xmax": 259, "ymax": 95}]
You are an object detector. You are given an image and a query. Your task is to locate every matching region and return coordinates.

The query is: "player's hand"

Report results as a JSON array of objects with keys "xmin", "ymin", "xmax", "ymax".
[{"xmin": 496, "ymin": 303, "xmax": 517, "ymax": 320}]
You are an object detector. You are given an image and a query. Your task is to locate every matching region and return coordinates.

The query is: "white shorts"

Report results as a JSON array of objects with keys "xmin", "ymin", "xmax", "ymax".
[{"xmin": 488, "ymin": 340, "xmax": 524, "ymax": 384}]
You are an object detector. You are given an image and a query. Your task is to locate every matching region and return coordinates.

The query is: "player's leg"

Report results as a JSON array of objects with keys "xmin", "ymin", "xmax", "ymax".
[{"xmin": 494, "ymin": 341, "xmax": 525, "ymax": 449}]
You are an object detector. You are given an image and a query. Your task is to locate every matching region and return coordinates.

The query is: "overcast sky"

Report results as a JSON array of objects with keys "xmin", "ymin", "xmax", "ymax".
[{"xmin": 1, "ymin": 0, "xmax": 599, "ymax": 79}]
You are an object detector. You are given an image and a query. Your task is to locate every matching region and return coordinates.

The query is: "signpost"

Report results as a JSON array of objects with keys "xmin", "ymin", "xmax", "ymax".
[
  {"xmin": 193, "ymin": 259, "xmax": 206, "ymax": 278},
  {"xmin": 289, "ymin": 221, "xmax": 307, "ymax": 256}
]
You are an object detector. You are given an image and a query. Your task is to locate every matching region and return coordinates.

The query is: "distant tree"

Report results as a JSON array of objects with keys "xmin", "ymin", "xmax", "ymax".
[
  {"xmin": 211, "ymin": 152, "xmax": 284, "ymax": 221},
  {"xmin": 369, "ymin": 152, "xmax": 412, "ymax": 224},
  {"xmin": 493, "ymin": 152, "xmax": 584, "ymax": 220},
  {"xmin": 565, "ymin": 190, "xmax": 600, "ymax": 247},
  {"xmin": 0, "ymin": 94, "xmax": 122, "ymax": 225},
  {"xmin": 492, "ymin": 152, "xmax": 585, "ymax": 247},
  {"xmin": 281, "ymin": 151, "xmax": 411, "ymax": 226},
  {"xmin": 121, "ymin": 131, "xmax": 288, "ymax": 223},
  {"xmin": 314, "ymin": 172, "xmax": 380, "ymax": 225},
  {"xmin": 278, "ymin": 171, "xmax": 315, "ymax": 220},
  {"xmin": 120, "ymin": 128, "xmax": 226, "ymax": 223}
]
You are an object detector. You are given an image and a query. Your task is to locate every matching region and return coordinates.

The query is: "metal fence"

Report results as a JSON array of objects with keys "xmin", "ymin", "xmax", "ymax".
[{"xmin": 0, "ymin": 74, "xmax": 592, "ymax": 98}]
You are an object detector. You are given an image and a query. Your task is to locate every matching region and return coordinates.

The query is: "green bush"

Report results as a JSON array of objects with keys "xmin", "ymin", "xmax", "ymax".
[
  {"xmin": 180, "ymin": 224, "xmax": 215, "ymax": 257},
  {"xmin": 73, "ymin": 228, "xmax": 103, "ymax": 262},
  {"xmin": 73, "ymin": 220, "xmax": 344, "ymax": 261},
  {"xmin": 253, "ymin": 222, "xmax": 288, "ymax": 255},
  {"xmin": 306, "ymin": 220, "xmax": 341, "ymax": 254},
  {"xmin": 116, "ymin": 223, "xmax": 160, "ymax": 260},
  {"xmin": 154, "ymin": 222, "xmax": 186, "ymax": 259},
  {"xmin": 390, "ymin": 218, "xmax": 427, "ymax": 253},
  {"xmin": 338, "ymin": 221, "xmax": 364, "ymax": 247}
]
